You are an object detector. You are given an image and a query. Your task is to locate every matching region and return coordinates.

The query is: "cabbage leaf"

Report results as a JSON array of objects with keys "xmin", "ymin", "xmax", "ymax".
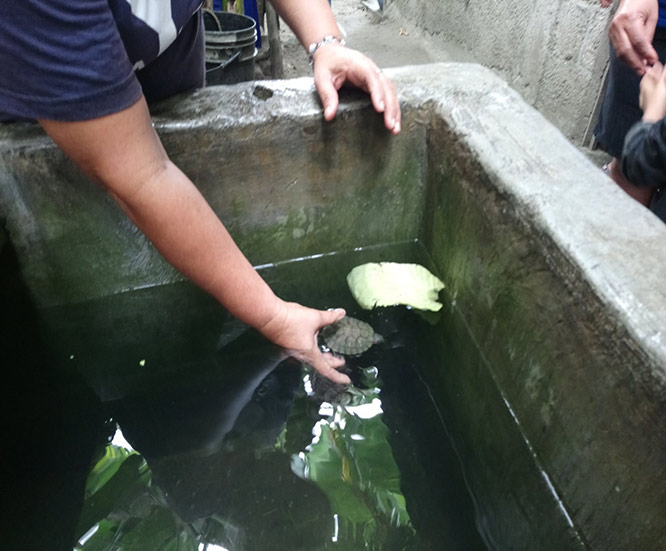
[{"xmin": 347, "ymin": 262, "xmax": 445, "ymax": 311}]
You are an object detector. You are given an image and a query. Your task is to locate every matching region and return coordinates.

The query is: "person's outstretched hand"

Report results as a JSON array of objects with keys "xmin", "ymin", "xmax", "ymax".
[
  {"xmin": 639, "ymin": 61, "xmax": 666, "ymax": 120},
  {"xmin": 312, "ymin": 42, "xmax": 401, "ymax": 135},
  {"xmin": 609, "ymin": 0, "xmax": 659, "ymax": 75},
  {"xmin": 259, "ymin": 301, "xmax": 351, "ymax": 384}
]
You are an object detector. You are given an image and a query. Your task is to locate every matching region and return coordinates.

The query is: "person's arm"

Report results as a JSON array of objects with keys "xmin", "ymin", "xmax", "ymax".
[
  {"xmin": 271, "ymin": 0, "xmax": 401, "ymax": 134},
  {"xmin": 38, "ymin": 96, "xmax": 351, "ymax": 384},
  {"xmin": 622, "ymin": 61, "xmax": 666, "ymax": 187},
  {"xmin": 609, "ymin": 0, "xmax": 659, "ymax": 74}
]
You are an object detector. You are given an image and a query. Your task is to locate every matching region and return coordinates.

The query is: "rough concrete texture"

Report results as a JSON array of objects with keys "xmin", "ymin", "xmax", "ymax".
[
  {"xmin": 387, "ymin": 0, "xmax": 612, "ymax": 143},
  {"xmin": 1, "ymin": 63, "xmax": 665, "ymax": 549}
]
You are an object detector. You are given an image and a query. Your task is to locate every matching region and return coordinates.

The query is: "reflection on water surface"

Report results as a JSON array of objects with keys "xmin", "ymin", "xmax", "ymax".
[{"xmin": 2, "ymin": 242, "xmax": 486, "ymax": 551}]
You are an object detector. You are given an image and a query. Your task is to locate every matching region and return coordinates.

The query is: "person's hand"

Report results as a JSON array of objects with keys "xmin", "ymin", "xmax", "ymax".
[
  {"xmin": 259, "ymin": 301, "xmax": 351, "ymax": 384},
  {"xmin": 639, "ymin": 61, "xmax": 666, "ymax": 120},
  {"xmin": 609, "ymin": 0, "xmax": 659, "ymax": 74},
  {"xmin": 312, "ymin": 43, "xmax": 401, "ymax": 135}
]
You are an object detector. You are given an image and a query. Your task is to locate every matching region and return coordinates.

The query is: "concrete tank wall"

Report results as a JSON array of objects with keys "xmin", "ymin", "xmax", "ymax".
[
  {"xmin": 407, "ymin": 64, "xmax": 666, "ymax": 550},
  {"xmin": 0, "ymin": 84, "xmax": 427, "ymax": 308},
  {"xmin": 387, "ymin": 0, "xmax": 612, "ymax": 144}
]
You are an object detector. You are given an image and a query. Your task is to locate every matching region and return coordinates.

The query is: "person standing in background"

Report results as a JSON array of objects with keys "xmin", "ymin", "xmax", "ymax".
[{"xmin": 595, "ymin": 0, "xmax": 665, "ymax": 213}]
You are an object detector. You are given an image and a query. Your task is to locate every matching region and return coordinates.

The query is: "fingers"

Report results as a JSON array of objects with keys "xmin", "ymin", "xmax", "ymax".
[
  {"xmin": 627, "ymin": 27, "xmax": 659, "ymax": 67},
  {"xmin": 312, "ymin": 45, "xmax": 401, "ymax": 133},
  {"xmin": 650, "ymin": 60, "xmax": 664, "ymax": 73},
  {"xmin": 612, "ymin": 30, "xmax": 655, "ymax": 74},
  {"xmin": 643, "ymin": 60, "xmax": 664, "ymax": 85},
  {"xmin": 316, "ymin": 75, "xmax": 341, "ymax": 121},
  {"xmin": 311, "ymin": 351, "xmax": 351, "ymax": 385},
  {"xmin": 640, "ymin": 61, "xmax": 664, "ymax": 90},
  {"xmin": 320, "ymin": 307, "xmax": 346, "ymax": 327},
  {"xmin": 639, "ymin": 60, "xmax": 666, "ymax": 120},
  {"xmin": 303, "ymin": 307, "xmax": 349, "ymax": 384},
  {"xmin": 349, "ymin": 65, "xmax": 401, "ymax": 133},
  {"xmin": 264, "ymin": 301, "xmax": 350, "ymax": 384},
  {"xmin": 610, "ymin": 10, "xmax": 659, "ymax": 75},
  {"xmin": 370, "ymin": 69, "xmax": 402, "ymax": 134}
]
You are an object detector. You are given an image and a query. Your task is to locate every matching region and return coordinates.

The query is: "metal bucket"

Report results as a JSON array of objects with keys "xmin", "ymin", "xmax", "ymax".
[{"xmin": 204, "ymin": 11, "xmax": 257, "ymax": 85}]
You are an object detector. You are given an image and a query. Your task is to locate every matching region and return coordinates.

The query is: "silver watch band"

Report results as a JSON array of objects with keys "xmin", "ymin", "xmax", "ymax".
[{"xmin": 308, "ymin": 35, "xmax": 346, "ymax": 66}]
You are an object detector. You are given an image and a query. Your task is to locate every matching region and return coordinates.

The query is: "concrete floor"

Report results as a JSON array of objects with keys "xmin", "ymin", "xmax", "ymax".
[{"xmin": 256, "ymin": 0, "xmax": 476, "ymax": 79}]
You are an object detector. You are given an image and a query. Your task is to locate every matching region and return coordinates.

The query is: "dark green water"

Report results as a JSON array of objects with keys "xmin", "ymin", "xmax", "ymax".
[{"xmin": 1, "ymin": 240, "xmax": 488, "ymax": 551}]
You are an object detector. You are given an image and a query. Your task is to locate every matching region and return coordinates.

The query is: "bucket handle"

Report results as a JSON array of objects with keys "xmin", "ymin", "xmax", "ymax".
[
  {"xmin": 203, "ymin": 8, "xmax": 222, "ymax": 32},
  {"xmin": 213, "ymin": 50, "xmax": 241, "ymax": 70}
]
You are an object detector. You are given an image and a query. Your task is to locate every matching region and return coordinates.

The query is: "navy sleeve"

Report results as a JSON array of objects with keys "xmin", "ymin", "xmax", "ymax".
[
  {"xmin": 0, "ymin": 1, "xmax": 142, "ymax": 121},
  {"xmin": 621, "ymin": 119, "xmax": 666, "ymax": 189}
]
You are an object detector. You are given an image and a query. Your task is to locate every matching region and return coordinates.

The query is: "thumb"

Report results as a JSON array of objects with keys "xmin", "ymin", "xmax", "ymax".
[{"xmin": 320, "ymin": 308, "xmax": 346, "ymax": 328}]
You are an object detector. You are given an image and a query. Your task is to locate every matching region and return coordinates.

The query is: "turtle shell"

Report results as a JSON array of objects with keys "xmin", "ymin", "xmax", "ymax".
[{"xmin": 320, "ymin": 316, "xmax": 383, "ymax": 356}]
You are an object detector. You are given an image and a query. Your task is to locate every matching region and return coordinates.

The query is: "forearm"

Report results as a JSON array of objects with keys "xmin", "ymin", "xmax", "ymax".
[
  {"xmin": 269, "ymin": 0, "xmax": 342, "ymax": 48},
  {"xmin": 113, "ymin": 161, "xmax": 281, "ymax": 328},
  {"xmin": 39, "ymin": 98, "xmax": 281, "ymax": 332}
]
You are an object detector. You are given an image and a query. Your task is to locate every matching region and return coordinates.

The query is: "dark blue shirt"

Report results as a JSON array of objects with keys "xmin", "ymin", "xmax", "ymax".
[
  {"xmin": 0, "ymin": 0, "xmax": 203, "ymax": 121},
  {"xmin": 660, "ymin": 0, "xmax": 666, "ymax": 28}
]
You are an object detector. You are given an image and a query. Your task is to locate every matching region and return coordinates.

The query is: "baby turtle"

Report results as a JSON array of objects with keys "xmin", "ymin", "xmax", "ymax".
[{"xmin": 320, "ymin": 316, "xmax": 383, "ymax": 356}]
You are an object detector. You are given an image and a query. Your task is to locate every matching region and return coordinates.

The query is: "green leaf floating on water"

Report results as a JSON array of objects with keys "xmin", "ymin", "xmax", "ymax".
[{"xmin": 347, "ymin": 262, "xmax": 445, "ymax": 311}]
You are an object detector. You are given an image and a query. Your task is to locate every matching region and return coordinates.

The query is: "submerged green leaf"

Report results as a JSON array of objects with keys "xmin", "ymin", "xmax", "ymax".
[
  {"xmin": 293, "ymin": 379, "xmax": 414, "ymax": 549},
  {"xmin": 347, "ymin": 262, "xmax": 445, "ymax": 311},
  {"xmin": 84, "ymin": 444, "xmax": 137, "ymax": 498},
  {"xmin": 76, "ymin": 443, "xmax": 197, "ymax": 551}
]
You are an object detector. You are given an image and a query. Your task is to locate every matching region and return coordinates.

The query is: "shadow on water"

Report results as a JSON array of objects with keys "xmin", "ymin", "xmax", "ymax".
[
  {"xmin": 105, "ymin": 340, "xmax": 336, "ymax": 551},
  {"xmin": 2, "ymin": 241, "xmax": 487, "ymax": 550},
  {"xmin": 0, "ymin": 241, "xmax": 108, "ymax": 551}
]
